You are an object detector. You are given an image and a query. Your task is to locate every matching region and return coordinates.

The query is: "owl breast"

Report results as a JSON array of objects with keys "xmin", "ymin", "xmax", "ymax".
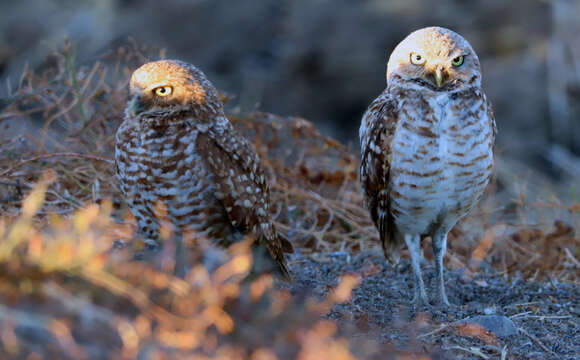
[
  {"xmin": 389, "ymin": 89, "xmax": 494, "ymax": 235},
  {"xmin": 116, "ymin": 121, "xmax": 239, "ymax": 245}
]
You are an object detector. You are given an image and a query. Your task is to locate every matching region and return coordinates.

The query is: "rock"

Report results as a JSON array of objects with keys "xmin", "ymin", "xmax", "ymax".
[
  {"xmin": 483, "ymin": 307, "xmax": 496, "ymax": 315},
  {"xmin": 459, "ymin": 315, "xmax": 518, "ymax": 338}
]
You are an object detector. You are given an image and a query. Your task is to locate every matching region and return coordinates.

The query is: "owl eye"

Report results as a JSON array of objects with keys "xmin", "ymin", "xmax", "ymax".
[
  {"xmin": 153, "ymin": 86, "xmax": 173, "ymax": 97},
  {"xmin": 410, "ymin": 52, "xmax": 426, "ymax": 65},
  {"xmin": 451, "ymin": 55, "xmax": 465, "ymax": 67}
]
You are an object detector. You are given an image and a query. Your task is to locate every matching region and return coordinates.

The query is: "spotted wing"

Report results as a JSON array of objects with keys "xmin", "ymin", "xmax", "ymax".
[
  {"xmin": 196, "ymin": 121, "xmax": 292, "ymax": 279},
  {"xmin": 359, "ymin": 90, "xmax": 400, "ymax": 261}
]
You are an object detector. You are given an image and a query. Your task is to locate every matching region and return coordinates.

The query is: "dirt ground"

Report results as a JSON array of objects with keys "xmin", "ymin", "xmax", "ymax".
[{"xmin": 284, "ymin": 251, "xmax": 580, "ymax": 359}]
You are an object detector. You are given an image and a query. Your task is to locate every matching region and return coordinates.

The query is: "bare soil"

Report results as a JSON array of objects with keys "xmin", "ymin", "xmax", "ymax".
[{"xmin": 285, "ymin": 251, "xmax": 580, "ymax": 359}]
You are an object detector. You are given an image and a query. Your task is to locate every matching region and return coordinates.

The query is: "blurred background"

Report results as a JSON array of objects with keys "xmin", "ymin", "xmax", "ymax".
[{"xmin": 1, "ymin": 0, "xmax": 579, "ymax": 189}]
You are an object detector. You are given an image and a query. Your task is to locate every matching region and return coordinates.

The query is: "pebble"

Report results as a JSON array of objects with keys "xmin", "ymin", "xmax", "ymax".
[{"xmin": 459, "ymin": 315, "xmax": 518, "ymax": 338}]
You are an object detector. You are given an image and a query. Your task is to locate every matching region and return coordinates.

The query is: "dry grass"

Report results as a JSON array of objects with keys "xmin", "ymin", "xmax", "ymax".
[
  {"xmin": 0, "ymin": 175, "xmax": 369, "ymax": 358},
  {"xmin": 0, "ymin": 42, "xmax": 579, "ymax": 358}
]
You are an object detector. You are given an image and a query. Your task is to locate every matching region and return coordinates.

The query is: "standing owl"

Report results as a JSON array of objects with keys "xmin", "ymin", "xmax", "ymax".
[
  {"xmin": 115, "ymin": 60, "xmax": 292, "ymax": 279},
  {"xmin": 360, "ymin": 27, "xmax": 496, "ymax": 306}
]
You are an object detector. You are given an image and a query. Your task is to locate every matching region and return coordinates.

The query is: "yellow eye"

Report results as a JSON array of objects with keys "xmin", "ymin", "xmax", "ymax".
[
  {"xmin": 410, "ymin": 52, "xmax": 426, "ymax": 65},
  {"xmin": 153, "ymin": 86, "xmax": 173, "ymax": 97},
  {"xmin": 451, "ymin": 55, "xmax": 464, "ymax": 67}
]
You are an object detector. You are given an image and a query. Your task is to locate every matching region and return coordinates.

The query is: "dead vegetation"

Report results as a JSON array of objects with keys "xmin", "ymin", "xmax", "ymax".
[{"xmin": 0, "ymin": 43, "xmax": 579, "ymax": 359}]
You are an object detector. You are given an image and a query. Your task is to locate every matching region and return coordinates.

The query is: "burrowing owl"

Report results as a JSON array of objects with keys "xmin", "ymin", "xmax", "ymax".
[
  {"xmin": 360, "ymin": 27, "xmax": 495, "ymax": 305},
  {"xmin": 115, "ymin": 60, "xmax": 292, "ymax": 279}
]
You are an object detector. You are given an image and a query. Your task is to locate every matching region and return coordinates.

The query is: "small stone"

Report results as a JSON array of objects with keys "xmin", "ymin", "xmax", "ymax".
[
  {"xmin": 483, "ymin": 307, "xmax": 496, "ymax": 315},
  {"xmin": 475, "ymin": 279, "xmax": 489, "ymax": 287},
  {"xmin": 459, "ymin": 315, "xmax": 518, "ymax": 338}
]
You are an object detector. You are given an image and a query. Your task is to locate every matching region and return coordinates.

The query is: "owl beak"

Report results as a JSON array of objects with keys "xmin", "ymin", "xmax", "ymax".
[
  {"xmin": 128, "ymin": 94, "xmax": 147, "ymax": 116},
  {"xmin": 434, "ymin": 68, "xmax": 444, "ymax": 87},
  {"xmin": 427, "ymin": 65, "xmax": 445, "ymax": 88}
]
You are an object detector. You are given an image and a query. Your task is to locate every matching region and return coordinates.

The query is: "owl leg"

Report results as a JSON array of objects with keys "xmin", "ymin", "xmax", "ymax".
[
  {"xmin": 432, "ymin": 229, "xmax": 450, "ymax": 306},
  {"xmin": 404, "ymin": 233, "xmax": 428, "ymax": 305},
  {"xmin": 173, "ymin": 230, "xmax": 187, "ymax": 277}
]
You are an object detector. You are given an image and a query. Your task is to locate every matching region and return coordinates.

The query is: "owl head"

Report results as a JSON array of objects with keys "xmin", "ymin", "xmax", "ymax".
[
  {"xmin": 386, "ymin": 27, "xmax": 481, "ymax": 91},
  {"xmin": 128, "ymin": 60, "xmax": 222, "ymax": 119}
]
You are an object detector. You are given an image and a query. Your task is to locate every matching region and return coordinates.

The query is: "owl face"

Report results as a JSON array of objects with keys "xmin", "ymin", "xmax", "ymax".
[
  {"xmin": 128, "ymin": 60, "xmax": 220, "ymax": 117},
  {"xmin": 386, "ymin": 27, "xmax": 481, "ymax": 91}
]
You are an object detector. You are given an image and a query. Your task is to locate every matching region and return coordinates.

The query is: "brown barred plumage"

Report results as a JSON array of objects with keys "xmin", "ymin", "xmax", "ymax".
[
  {"xmin": 115, "ymin": 60, "xmax": 292, "ymax": 279},
  {"xmin": 360, "ymin": 27, "xmax": 496, "ymax": 306}
]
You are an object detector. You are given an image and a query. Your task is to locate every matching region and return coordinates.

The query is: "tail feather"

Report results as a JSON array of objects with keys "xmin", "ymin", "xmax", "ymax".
[
  {"xmin": 256, "ymin": 221, "xmax": 292, "ymax": 281},
  {"xmin": 254, "ymin": 236, "xmax": 292, "ymax": 281},
  {"xmin": 377, "ymin": 189, "xmax": 400, "ymax": 263}
]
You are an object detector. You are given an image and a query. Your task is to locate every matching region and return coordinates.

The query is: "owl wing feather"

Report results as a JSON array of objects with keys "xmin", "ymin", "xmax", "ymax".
[
  {"xmin": 486, "ymin": 96, "xmax": 497, "ymax": 143},
  {"xmin": 195, "ymin": 121, "xmax": 292, "ymax": 280},
  {"xmin": 359, "ymin": 90, "xmax": 401, "ymax": 262}
]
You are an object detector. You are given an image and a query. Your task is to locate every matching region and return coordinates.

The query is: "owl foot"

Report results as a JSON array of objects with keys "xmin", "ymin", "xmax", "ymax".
[
  {"xmin": 434, "ymin": 289, "xmax": 451, "ymax": 307},
  {"xmin": 438, "ymin": 282, "xmax": 450, "ymax": 306},
  {"xmin": 412, "ymin": 286, "xmax": 430, "ymax": 307}
]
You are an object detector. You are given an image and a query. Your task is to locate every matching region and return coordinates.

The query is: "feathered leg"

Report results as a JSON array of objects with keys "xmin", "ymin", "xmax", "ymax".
[
  {"xmin": 404, "ymin": 233, "xmax": 428, "ymax": 305},
  {"xmin": 432, "ymin": 229, "xmax": 450, "ymax": 306}
]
